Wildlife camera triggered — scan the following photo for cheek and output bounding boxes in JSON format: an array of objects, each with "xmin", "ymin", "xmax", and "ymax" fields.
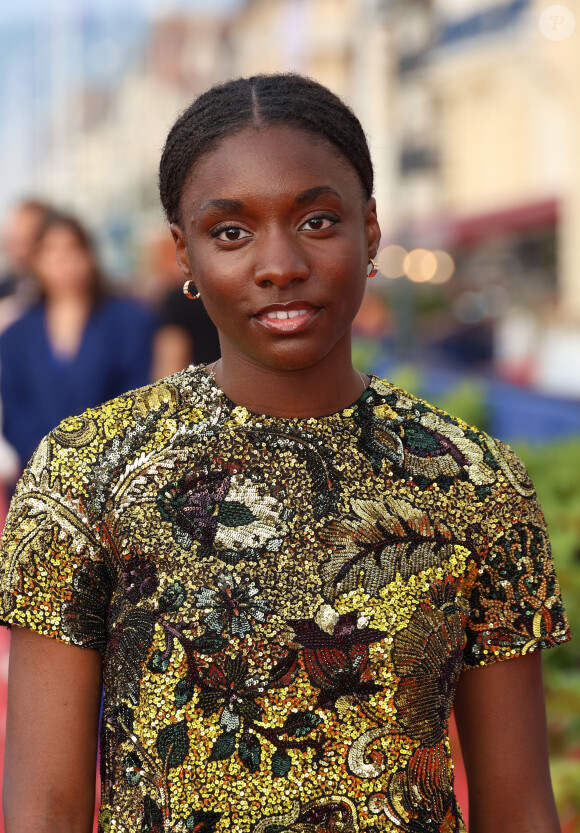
[
  {"xmin": 35, "ymin": 253, "xmax": 60, "ymax": 282},
  {"xmin": 190, "ymin": 277, "xmax": 241, "ymax": 333},
  {"xmin": 327, "ymin": 232, "xmax": 367, "ymax": 277},
  {"xmin": 70, "ymin": 253, "xmax": 93, "ymax": 280},
  {"xmin": 332, "ymin": 252, "xmax": 368, "ymax": 307},
  {"xmin": 60, "ymin": 253, "xmax": 90, "ymax": 280},
  {"xmin": 191, "ymin": 252, "xmax": 250, "ymax": 304}
]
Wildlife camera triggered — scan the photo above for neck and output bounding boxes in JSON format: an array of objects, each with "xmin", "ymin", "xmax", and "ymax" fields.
[
  {"xmin": 210, "ymin": 344, "xmax": 367, "ymax": 418},
  {"xmin": 44, "ymin": 294, "xmax": 92, "ymax": 357},
  {"xmin": 45, "ymin": 290, "xmax": 92, "ymax": 309}
]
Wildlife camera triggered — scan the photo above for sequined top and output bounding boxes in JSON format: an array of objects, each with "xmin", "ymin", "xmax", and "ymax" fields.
[{"xmin": 0, "ymin": 367, "xmax": 571, "ymax": 833}]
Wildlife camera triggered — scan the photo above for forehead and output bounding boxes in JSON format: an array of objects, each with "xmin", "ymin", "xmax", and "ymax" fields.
[
  {"xmin": 179, "ymin": 125, "xmax": 362, "ymax": 216},
  {"xmin": 38, "ymin": 225, "xmax": 83, "ymax": 248},
  {"xmin": 5, "ymin": 207, "xmax": 41, "ymax": 238}
]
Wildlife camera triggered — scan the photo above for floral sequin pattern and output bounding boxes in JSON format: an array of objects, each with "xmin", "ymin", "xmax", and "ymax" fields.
[
  {"xmin": 288, "ymin": 606, "xmax": 389, "ymax": 711},
  {"xmin": 0, "ymin": 366, "xmax": 570, "ymax": 833},
  {"xmin": 320, "ymin": 496, "xmax": 460, "ymax": 601},
  {"xmin": 158, "ymin": 466, "xmax": 289, "ymax": 564},
  {"xmin": 253, "ymin": 795, "xmax": 359, "ymax": 833},
  {"xmin": 464, "ymin": 520, "xmax": 569, "ymax": 664},
  {"xmin": 392, "ymin": 579, "xmax": 469, "ymax": 744},
  {"xmin": 194, "ymin": 571, "xmax": 270, "ymax": 638}
]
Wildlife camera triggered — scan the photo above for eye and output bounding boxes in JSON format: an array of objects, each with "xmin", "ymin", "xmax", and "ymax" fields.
[
  {"xmin": 210, "ymin": 225, "xmax": 252, "ymax": 242},
  {"xmin": 299, "ymin": 213, "xmax": 339, "ymax": 232}
]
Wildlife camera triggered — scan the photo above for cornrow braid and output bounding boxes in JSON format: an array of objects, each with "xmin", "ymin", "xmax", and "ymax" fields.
[{"xmin": 159, "ymin": 73, "xmax": 374, "ymax": 225}]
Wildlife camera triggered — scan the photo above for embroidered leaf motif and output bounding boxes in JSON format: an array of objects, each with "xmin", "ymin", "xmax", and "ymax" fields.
[
  {"xmin": 122, "ymin": 752, "xmax": 142, "ymax": 785},
  {"xmin": 282, "ymin": 710, "xmax": 322, "ymax": 737},
  {"xmin": 156, "ymin": 720, "xmax": 189, "ymax": 769},
  {"xmin": 174, "ymin": 678, "xmax": 194, "ymax": 707},
  {"xmin": 190, "ymin": 633, "xmax": 228, "ymax": 654},
  {"xmin": 405, "ymin": 423, "xmax": 441, "ymax": 453},
  {"xmin": 216, "ymin": 501, "xmax": 257, "ymax": 527},
  {"xmin": 271, "ymin": 749, "xmax": 291, "ymax": 778},
  {"xmin": 197, "ymin": 691, "xmax": 222, "ymax": 717},
  {"xmin": 209, "ymin": 731, "xmax": 236, "ymax": 761},
  {"xmin": 141, "ymin": 795, "xmax": 164, "ymax": 833},
  {"xmin": 158, "ymin": 581, "xmax": 186, "ymax": 613},
  {"xmin": 353, "ymin": 393, "xmax": 404, "ymax": 474},
  {"xmin": 236, "ymin": 698, "xmax": 263, "ymax": 722},
  {"xmin": 320, "ymin": 496, "xmax": 457, "ymax": 600},
  {"xmin": 61, "ymin": 556, "xmax": 114, "ymax": 652},
  {"xmin": 268, "ymin": 651, "xmax": 298, "ymax": 688},
  {"xmin": 148, "ymin": 650, "xmax": 169, "ymax": 674},
  {"xmin": 238, "ymin": 733, "xmax": 261, "ymax": 773},
  {"xmin": 246, "ymin": 428, "xmax": 341, "ymax": 519},
  {"xmin": 113, "ymin": 609, "xmax": 156, "ymax": 706}
]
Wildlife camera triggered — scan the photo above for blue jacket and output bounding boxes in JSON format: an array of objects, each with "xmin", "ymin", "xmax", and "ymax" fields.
[{"xmin": 0, "ymin": 296, "xmax": 156, "ymax": 466}]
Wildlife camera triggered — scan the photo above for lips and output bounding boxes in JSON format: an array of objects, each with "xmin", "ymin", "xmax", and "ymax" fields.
[{"xmin": 253, "ymin": 301, "xmax": 320, "ymax": 334}]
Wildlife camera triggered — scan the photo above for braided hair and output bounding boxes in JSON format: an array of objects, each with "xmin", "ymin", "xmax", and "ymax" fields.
[{"xmin": 159, "ymin": 73, "xmax": 374, "ymax": 225}]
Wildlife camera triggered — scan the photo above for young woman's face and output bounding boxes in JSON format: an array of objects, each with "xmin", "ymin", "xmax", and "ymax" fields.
[
  {"xmin": 33, "ymin": 225, "xmax": 95, "ymax": 298},
  {"xmin": 172, "ymin": 125, "xmax": 380, "ymax": 373}
]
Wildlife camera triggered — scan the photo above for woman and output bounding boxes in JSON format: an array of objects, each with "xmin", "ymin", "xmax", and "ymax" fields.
[
  {"xmin": 0, "ymin": 211, "xmax": 155, "ymax": 467},
  {"xmin": 0, "ymin": 75, "xmax": 571, "ymax": 833}
]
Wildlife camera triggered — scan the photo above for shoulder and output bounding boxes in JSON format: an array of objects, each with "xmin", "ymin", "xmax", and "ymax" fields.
[
  {"xmin": 55, "ymin": 369, "xmax": 192, "ymax": 437},
  {"xmin": 0, "ymin": 304, "xmax": 42, "ymax": 343},
  {"xmin": 18, "ymin": 371, "xmax": 194, "ymax": 493},
  {"xmin": 97, "ymin": 294, "xmax": 156, "ymax": 327},
  {"xmin": 368, "ymin": 376, "xmax": 535, "ymax": 500}
]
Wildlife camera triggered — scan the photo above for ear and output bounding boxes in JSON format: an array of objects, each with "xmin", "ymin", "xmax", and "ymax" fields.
[
  {"xmin": 364, "ymin": 197, "xmax": 381, "ymax": 259},
  {"xmin": 170, "ymin": 223, "xmax": 192, "ymax": 277}
]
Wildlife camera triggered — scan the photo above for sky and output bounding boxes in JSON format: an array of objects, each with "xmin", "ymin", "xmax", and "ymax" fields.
[{"xmin": 0, "ymin": 0, "xmax": 241, "ymax": 25}]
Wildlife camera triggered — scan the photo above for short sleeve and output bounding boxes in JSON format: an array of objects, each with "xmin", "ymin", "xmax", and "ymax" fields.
[
  {"xmin": 0, "ymin": 425, "xmax": 114, "ymax": 652},
  {"xmin": 463, "ymin": 440, "xmax": 571, "ymax": 668}
]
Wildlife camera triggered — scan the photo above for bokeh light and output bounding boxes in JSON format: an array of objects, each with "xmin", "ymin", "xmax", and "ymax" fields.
[
  {"xmin": 404, "ymin": 248, "xmax": 438, "ymax": 283},
  {"xmin": 431, "ymin": 250, "xmax": 455, "ymax": 284},
  {"xmin": 377, "ymin": 244, "xmax": 407, "ymax": 278}
]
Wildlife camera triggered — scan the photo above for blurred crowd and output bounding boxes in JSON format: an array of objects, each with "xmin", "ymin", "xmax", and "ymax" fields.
[{"xmin": 0, "ymin": 198, "xmax": 221, "ymax": 507}]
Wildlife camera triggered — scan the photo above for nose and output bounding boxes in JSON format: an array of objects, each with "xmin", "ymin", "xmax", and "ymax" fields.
[{"xmin": 253, "ymin": 228, "xmax": 309, "ymax": 289}]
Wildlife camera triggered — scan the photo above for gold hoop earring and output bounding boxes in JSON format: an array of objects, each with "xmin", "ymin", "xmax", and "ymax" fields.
[
  {"xmin": 183, "ymin": 280, "xmax": 201, "ymax": 300},
  {"xmin": 367, "ymin": 258, "xmax": 379, "ymax": 279}
]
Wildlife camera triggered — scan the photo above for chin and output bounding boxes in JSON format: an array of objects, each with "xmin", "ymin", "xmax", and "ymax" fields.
[
  {"xmin": 259, "ymin": 351, "xmax": 337, "ymax": 375},
  {"xmin": 223, "ymin": 328, "xmax": 348, "ymax": 374}
]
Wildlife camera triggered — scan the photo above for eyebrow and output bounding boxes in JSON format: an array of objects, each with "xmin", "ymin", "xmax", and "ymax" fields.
[
  {"xmin": 295, "ymin": 186, "xmax": 341, "ymax": 204},
  {"xmin": 198, "ymin": 186, "xmax": 341, "ymax": 216},
  {"xmin": 199, "ymin": 198, "xmax": 245, "ymax": 214}
]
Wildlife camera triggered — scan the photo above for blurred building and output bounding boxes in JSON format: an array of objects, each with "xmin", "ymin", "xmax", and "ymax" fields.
[
  {"xmin": 11, "ymin": 0, "xmax": 580, "ymax": 394},
  {"xmin": 379, "ymin": 0, "xmax": 580, "ymax": 393}
]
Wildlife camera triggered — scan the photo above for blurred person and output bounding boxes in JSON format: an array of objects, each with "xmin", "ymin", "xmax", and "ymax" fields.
[
  {"xmin": 0, "ymin": 210, "xmax": 155, "ymax": 469},
  {"xmin": 353, "ymin": 287, "xmax": 392, "ymax": 340},
  {"xmin": 352, "ymin": 287, "xmax": 393, "ymax": 371},
  {"xmin": 151, "ymin": 234, "xmax": 220, "ymax": 378},
  {"xmin": 0, "ymin": 201, "xmax": 54, "ymax": 498},
  {"xmin": 0, "ymin": 199, "xmax": 54, "ymax": 334}
]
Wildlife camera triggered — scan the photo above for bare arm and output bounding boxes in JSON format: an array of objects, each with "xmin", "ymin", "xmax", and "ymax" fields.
[
  {"xmin": 3, "ymin": 626, "xmax": 103, "ymax": 833},
  {"xmin": 454, "ymin": 651, "xmax": 560, "ymax": 833}
]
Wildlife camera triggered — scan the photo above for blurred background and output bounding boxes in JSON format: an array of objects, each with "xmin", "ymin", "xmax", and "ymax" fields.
[{"xmin": 0, "ymin": 0, "xmax": 579, "ymax": 829}]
